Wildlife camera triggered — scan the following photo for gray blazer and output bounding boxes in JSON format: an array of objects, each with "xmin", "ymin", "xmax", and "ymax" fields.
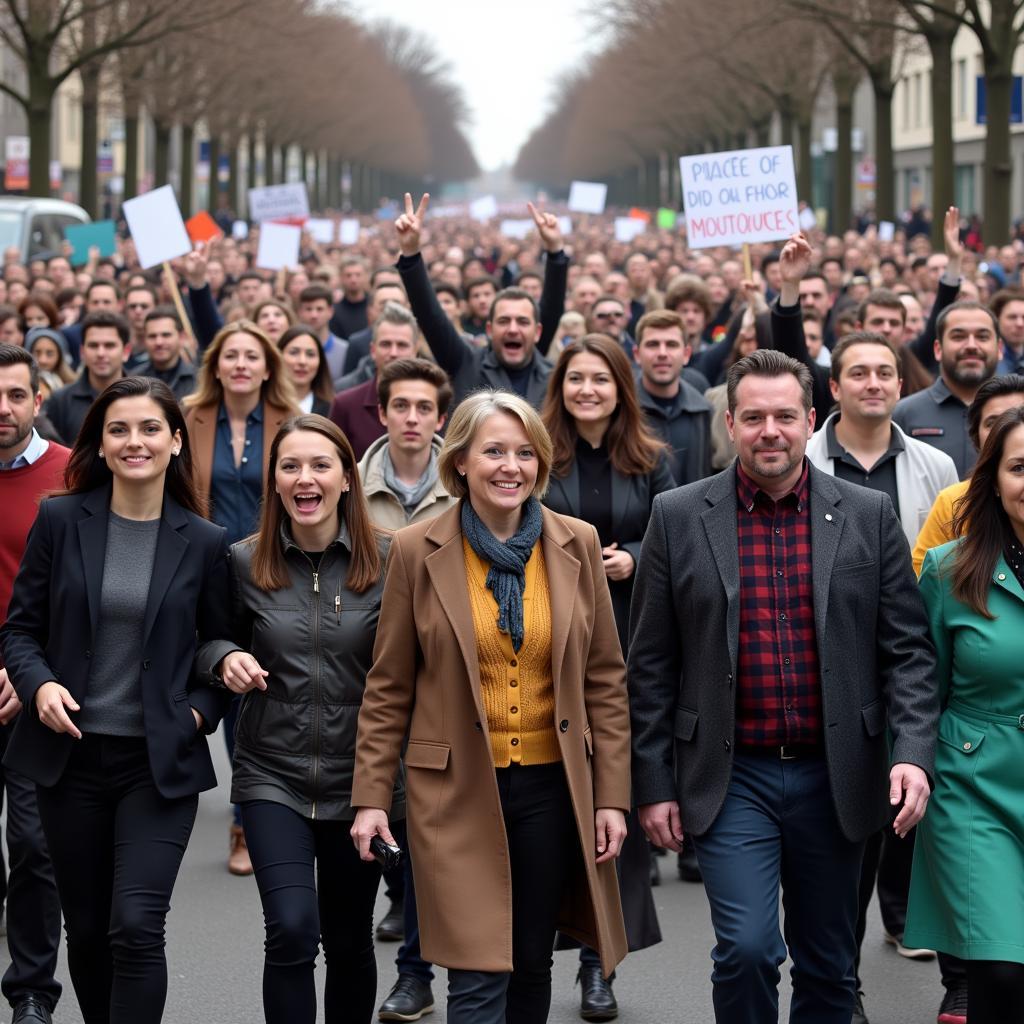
[{"xmin": 627, "ymin": 462, "xmax": 939, "ymax": 843}]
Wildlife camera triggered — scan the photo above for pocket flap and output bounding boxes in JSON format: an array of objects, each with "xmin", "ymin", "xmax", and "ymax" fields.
[
  {"xmin": 404, "ymin": 740, "xmax": 450, "ymax": 771},
  {"xmin": 937, "ymin": 714, "xmax": 986, "ymax": 756},
  {"xmin": 674, "ymin": 706, "xmax": 699, "ymax": 742},
  {"xmin": 172, "ymin": 690, "xmax": 189, "ymax": 702},
  {"xmin": 583, "ymin": 727, "xmax": 593, "ymax": 756},
  {"xmin": 861, "ymin": 699, "xmax": 885, "ymax": 737}
]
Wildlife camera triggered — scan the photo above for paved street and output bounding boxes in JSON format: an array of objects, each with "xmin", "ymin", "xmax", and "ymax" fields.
[{"xmin": 1, "ymin": 733, "xmax": 944, "ymax": 1023}]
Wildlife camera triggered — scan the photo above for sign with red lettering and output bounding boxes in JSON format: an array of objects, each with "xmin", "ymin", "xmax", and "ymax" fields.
[{"xmin": 679, "ymin": 145, "xmax": 799, "ymax": 249}]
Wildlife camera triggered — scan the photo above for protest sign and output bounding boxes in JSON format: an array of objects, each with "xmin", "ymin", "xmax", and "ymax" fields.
[
  {"xmin": 656, "ymin": 208, "xmax": 678, "ymax": 230},
  {"xmin": 305, "ymin": 218, "xmax": 335, "ymax": 244},
  {"xmin": 123, "ymin": 185, "xmax": 191, "ymax": 269},
  {"xmin": 186, "ymin": 210, "xmax": 223, "ymax": 245},
  {"xmin": 799, "ymin": 207, "xmax": 818, "ymax": 232},
  {"xmin": 500, "ymin": 219, "xmax": 534, "ymax": 240},
  {"xmin": 878, "ymin": 220, "xmax": 896, "ymax": 242},
  {"xmin": 568, "ymin": 181, "xmax": 607, "ymax": 215},
  {"xmin": 339, "ymin": 218, "xmax": 360, "ymax": 245},
  {"xmin": 232, "ymin": 220, "xmax": 249, "ymax": 240},
  {"xmin": 614, "ymin": 217, "xmax": 647, "ymax": 243},
  {"xmin": 4, "ymin": 137, "xmax": 28, "ymax": 191},
  {"xmin": 628, "ymin": 207, "xmax": 651, "ymax": 223},
  {"xmin": 64, "ymin": 220, "xmax": 117, "ymax": 265},
  {"xmin": 557, "ymin": 215, "xmax": 573, "ymax": 236},
  {"xmin": 247, "ymin": 182, "xmax": 310, "ymax": 223},
  {"xmin": 679, "ymin": 146, "xmax": 798, "ymax": 249},
  {"xmin": 256, "ymin": 221, "xmax": 301, "ymax": 271},
  {"xmin": 470, "ymin": 195, "xmax": 499, "ymax": 221}
]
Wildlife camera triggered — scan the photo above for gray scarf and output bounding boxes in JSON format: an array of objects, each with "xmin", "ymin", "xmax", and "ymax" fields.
[
  {"xmin": 461, "ymin": 496, "xmax": 543, "ymax": 652},
  {"xmin": 382, "ymin": 447, "xmax": 438, "ymax": 516}
]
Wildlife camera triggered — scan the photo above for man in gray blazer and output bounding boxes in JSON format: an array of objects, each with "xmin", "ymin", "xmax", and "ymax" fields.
[{"xmin": 628, "ymin": 349, "xmax": 938, "ymax": 1024}]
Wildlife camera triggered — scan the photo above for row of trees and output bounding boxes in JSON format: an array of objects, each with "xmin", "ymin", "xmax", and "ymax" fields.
[
  {"xmin": 1, "ymin": 0, "xmax": 479, "ymax": 213},
  {"xmin": 514, "ymin": 0, "xmax": 1024, "ymax": 245}
]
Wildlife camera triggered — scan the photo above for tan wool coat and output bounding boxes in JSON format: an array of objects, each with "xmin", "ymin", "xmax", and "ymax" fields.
[{"xmin": 351, "ymin": 503, "xmax": 631, "ymax": 976}]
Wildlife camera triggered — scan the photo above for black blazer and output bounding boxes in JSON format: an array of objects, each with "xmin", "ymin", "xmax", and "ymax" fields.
[
  {"xmin": 543, "ymin": 451, "xmax": 676, "ymax": 652},
  {"xmin": 627, "ymin": 464, "xmax": 939, "ymax": 843},
  {"xmin": 0, "ymin": 487, "xmax": 233, "ymax": 798}
]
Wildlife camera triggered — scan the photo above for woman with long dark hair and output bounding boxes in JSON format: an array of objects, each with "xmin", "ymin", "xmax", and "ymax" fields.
[
  {"xmin": 277, "ymin": 326, "xmax": 334, "ymax": 416},
  {"xmin": 906, "ymin": 405, "xmax": 1024, "ymax": 1024},
  {"xmin": 198, "ymin": 414, "xmax": 396, "ymax": 1024},
  {"xmin": 0, "ymin": 377, "xmax": 232, "ymax": 1024}
]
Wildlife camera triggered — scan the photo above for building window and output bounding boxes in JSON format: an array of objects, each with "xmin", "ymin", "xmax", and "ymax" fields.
[
  {"xmin": 902, "ymin": 77, "xmax": 910, "ymax": 130},
  {"xmin": 913, "ymin": 73, "xmax": 922, "ymax": 128},
  {"xmin": 955, "ymin": 165, "xmax": 976, "ymax": 217},
  {"xmin": 956, "ymin": 59, "xmax": 967, "ymax": 119}
]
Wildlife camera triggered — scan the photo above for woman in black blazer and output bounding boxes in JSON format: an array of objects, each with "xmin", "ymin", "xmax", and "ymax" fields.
[
  {"xmin": 540, "ymin": 333, "xmax": 674, "ymax": 1018},
  {"xmin": 0, "ymin": 376, "xmax": 232, "ymax": 1024},
  {"xmin": 278, "ymin": 326, "xmax": 334, "ymax": 417}
]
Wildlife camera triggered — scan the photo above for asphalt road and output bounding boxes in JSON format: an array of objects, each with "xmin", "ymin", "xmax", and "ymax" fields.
[{"xmin": 1, "ymin": 733, "xmax": 944, "ymax": 1023}]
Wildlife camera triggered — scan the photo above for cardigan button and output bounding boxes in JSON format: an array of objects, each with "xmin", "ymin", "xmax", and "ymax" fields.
[
  {"xmin": 474, "ymin": 721, "xmax": 482, "ymax": 731},
  {"xmin": 559, "ymin": 720, "xmax": 569, "ymax": 732}
]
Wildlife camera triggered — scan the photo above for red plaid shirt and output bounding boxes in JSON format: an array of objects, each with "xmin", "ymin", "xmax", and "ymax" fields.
[{"xmin": 734, "ymin": 461, "xmax": 823, "ymax": 747}]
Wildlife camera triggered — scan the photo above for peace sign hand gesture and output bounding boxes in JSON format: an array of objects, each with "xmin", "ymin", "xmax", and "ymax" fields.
[
  {"xmin": 396, "ymin": 193, "xmax": 430, "ymax": 258},
  {"xmin": 527, "ymin": 201, "xmax": 563, "ymax": 254}
]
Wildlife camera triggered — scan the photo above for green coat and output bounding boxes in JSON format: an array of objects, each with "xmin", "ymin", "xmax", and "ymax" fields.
[{"xmin": 905, "ymin": 540, "xmax": 1024, "ymax": 963}]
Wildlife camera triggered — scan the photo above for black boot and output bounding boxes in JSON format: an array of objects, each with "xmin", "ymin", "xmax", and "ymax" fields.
[
  {"xmin": 375, "ymin": 897, "xmax": 404, "ymax": 941},
  {"xmin": 577, "ymin": 965, "xmax": 618, "ymax": 1022}
]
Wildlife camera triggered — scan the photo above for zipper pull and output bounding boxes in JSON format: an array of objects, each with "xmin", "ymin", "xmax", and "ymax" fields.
[
  {"xmin": 312, "ymin": 571, "xmax": 319, "ymax": 594},
  {"xmin": 335, "ymin": 595, "xmax": 340, "ymax": 622}
]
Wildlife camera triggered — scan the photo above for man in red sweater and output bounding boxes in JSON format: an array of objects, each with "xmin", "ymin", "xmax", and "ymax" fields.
[{"xmin": 0, "ymin": 344, "xmax": 69, "ymax": 1024}]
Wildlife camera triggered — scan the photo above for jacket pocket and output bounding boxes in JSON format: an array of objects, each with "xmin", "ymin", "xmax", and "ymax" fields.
[
  {"xmin": 937, "ymin": 714, "xmax": 986, "ymax": 756},
  {"xmin": 583, "ymin": 726, "xmax": 593, "ymax": 757},
  {"xmin": 404, "ymin": 740, "xmax": 450, "ymax": 771},
  {"xmin": 861, "ymin": 699, "xmax": 885, "ymax": 737},
  {"xmin": 674, "ymin": 706, "xmax": 698, "ymax": 742}
]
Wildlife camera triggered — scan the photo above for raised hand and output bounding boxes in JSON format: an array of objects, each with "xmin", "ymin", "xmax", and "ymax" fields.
[
  {"xmin": 778, "ymin": 233, "xmax": 813, "ymax": 285},
  {"xmin": 183, "ymin": 243, "xmax": 209, "ymax": 290},
  {"xmin": 943, "ymin": 206, "xmax": 963, "ymax": 262},
  {"xmin": 396, "ymin": 192, "xmax": 430, "ymax": 258},
  {"xmin": 527, "ymin": 201, "xmax": 563, "ymax": 253}
]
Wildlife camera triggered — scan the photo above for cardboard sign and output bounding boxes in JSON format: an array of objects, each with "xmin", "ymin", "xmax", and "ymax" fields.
[
  {"xmin": 679, "ymin": 146, "xmax": 799, "ymax": 249},
  {"xmin": 64, "ymin": 220, "xmax": 117, "ymax": 265},
  {"xmin": 247, "ymin": 182, "xmax": 310, "ymax": 223},
  {"xmin": 231, "ymin": 220, "xmax": 249, "ymax": 240},
  {"xmin": 305, "ymin": 218, "xmax": 335, "ymax": 244},
  {"xmin": 799, "ymin": 207, "xmax": 818, "ymax": 232},
  {"xmin": 557, "ymin": 215, "xmax": 573, "ymax": 236},
  {"xmin": 339, "ymin": 218, "xmax": 360, "ymax": 245},
  {"xmin": 568, "ymin": 181, "xmax": 607, "ymax": 215},
  {"xmin": 185, "ymin": 210, "xmax": 224, "ymax": 245},
  {"xmin": 469, "ymin": 195, "xmax": 499, "ymax": 221},
  {"xmin": 500, "ymin": 219, "xmax": 534, "ymax": 240},
  {"xmin": 878, "ymin": 220, "xmax": 896, "ymax": 242},
  {"xmin": 256, "ymin": 221, "xmax": 301, "ymax": 271},
  {"xmin": 614, "ymin": 217, "xmax": 647, "ymax": 243},
  {"xmin": 123, "ymin": 185, "xmax": 191, "ymax": 269}
]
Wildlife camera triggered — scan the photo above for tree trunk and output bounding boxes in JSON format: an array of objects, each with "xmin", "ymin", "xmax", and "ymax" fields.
[
  {"xmin": 180, "ymin": 123, "xmax": 194, "ymax": 215},
  {"xmin": 870, "ymin": 68, "xmax": 896, "ymax": 222},
  {"xmin": 246, "ymin": 132, "xmax": 257, "ymax": 201},
  {"xmin": 279, "ymin": 143, "xmax": 289, "ymax": 182},
  {"xmin": 928, "ymin": 28, "xmax": 956, "ymax": 248},
  {"xmin": 154, "ymin": 118, "xmax": 172, "ymax": 188},
  {"xmin": 778, "ymin": 95, "xmax": 795, "ymax": 150},
  {"xmin": 124, "ymin": 98, "xmax": 140, "ymax": 201},
  {"xmin": 26, "ymin": 49, "xmax": 55, "ymax": 196},
  {"xmin": 978, "ymin": 1, "xmax": 1016, "ymax": 243},
  {"xmin": 227, "ymin": 140, "xmax": 239, "ymax": 218},
  {"xmin": 796, "ymin": 111, "xmax": 813, "ymax": 204},
  {"xmin": 79, "ymin": 60, "xmax": 101, "ymax": 217},
  {"xmin": 207, "ymin": 134, "xmax": 221, "ymax": 213},
  {"xmin": 833, "ymin": 72, "xmax": 858, "ymax": 234}
]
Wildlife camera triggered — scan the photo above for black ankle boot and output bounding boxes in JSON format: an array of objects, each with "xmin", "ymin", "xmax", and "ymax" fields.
[{"xmin": 577, "ymin": 965, "xmax": 618, "ymax": 1021}]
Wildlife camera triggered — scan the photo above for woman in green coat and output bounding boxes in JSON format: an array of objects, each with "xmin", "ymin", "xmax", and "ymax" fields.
[{"xmin": 906, "ymin": 405, "xmax": 1024, "ymax": 1024}]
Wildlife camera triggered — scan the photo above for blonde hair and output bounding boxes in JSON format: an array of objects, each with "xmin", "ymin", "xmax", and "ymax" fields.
[
  {"xmin": 438, "ymin": 390, "xmax": 553, "ymax": 499},
  {"xmin": 184, "ymin": 319, "xmax": 298, "ymax": 411}
]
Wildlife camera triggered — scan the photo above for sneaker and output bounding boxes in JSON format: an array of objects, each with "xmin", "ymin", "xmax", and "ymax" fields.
[
  {"xmin": 937, "ymin": 982, "xmax": 968, "ymax": 1024},
  {"xmin": 375, "ymin": 898, "xmax": 404, "ymax": 942},
  {"xmin": 852, "ymin": 990, "xmax": 869, "ymax": 1024},
  {"xmin": 228, "ymin": 824, "xmax": 253, "ymax": 876},
  {"xmin": 883, "ymin": 928, "xmax": 936, "ymax": 960},
  {"xmin": 378, "ymin": 975, "xmax": 434, "ymax": 1021}
]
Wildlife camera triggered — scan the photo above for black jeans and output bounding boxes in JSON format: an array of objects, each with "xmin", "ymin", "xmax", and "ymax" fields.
[
  {"xmin": 967, "ymin": 960, "xmax": 1024, "ymax": 1023},
  {"xmin": 35, "ymin": 735, "xmax": 198, "ymax": 1024},
  {"xmin": 447, "ymin": 762, "xmax": 579, "ymax": 1024},
  {"xmin": 0, "ymin": 724, "xmax": 62, "ymax": 1011},
  {"xmin": 241, "ymin": 800, "xmax": 383, "ymax": 1024}
]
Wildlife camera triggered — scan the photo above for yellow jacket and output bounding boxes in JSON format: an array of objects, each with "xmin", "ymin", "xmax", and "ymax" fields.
[{"xmin": 912, "ymin": 480, "xmax": 969, "ymax": 577}]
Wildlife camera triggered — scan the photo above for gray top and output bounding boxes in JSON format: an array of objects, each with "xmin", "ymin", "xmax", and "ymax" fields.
[
  {"xmin": 892, "ymin": 377, "xmax": 974, "ymax": 480},
  {"xmin": 78, "ymin": 512, "xmax": 160, "ymax": 737}
]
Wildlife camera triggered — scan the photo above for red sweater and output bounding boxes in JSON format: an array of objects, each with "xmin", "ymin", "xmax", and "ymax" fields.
[{"xmin": 0, "ymin": 443, "xmax": 70, "ymax": 631}]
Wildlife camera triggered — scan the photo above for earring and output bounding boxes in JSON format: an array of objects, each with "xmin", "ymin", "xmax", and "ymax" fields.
[
  {"xmin": 172, "ymin": 448, "xmax": 180, "ymax": 456},
  {"xmin": 98, "ymin": 449, "xmax": 104, "ymax": 458}
]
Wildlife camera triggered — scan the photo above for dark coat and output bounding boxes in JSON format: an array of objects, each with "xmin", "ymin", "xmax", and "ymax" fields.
[
  {"xmin": 327, "ymin": 377, "xmax": 384, "ymax": 460},
  {"xmin": 637, "ymin": 380, "xmax": 712, "ymax": 485},
  {"xmin": 0, "ymin": 488, "xmax": 233, "ymax": 798},
  {"xmin": 628, "ymin": 464, "xmax": 940, "ymax": 843},
  {"xmin": 41, "ymin": 374, "xmax": 100, "ymax": 446}
]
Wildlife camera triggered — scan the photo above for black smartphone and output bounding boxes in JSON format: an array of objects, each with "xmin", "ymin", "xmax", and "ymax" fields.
[{"xmin": 370, "ymin": 834, "xmax": 402, "ymax": 872}]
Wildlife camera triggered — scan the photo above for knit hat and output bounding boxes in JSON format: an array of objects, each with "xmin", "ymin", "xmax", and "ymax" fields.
[{"xmin": 24, "ymin": 326, "xmax": 69, "ymax": 358}]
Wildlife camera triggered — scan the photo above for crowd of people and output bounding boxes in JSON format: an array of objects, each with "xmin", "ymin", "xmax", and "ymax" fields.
[{"xmin": 0, "ymin": 191, "xmax": 1021, "ymax": 1024}]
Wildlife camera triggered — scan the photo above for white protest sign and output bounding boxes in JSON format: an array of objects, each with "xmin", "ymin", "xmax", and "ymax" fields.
[
  {"xmin": 256, "ymin": 222, "xmax": 301, "ymax": 271},
  {"xmin": 247, "ymin": 182, "xmax": 310, "ymax": 223},
  {"xmin": 339, "ymin": 218, "xmax": 360, "ymax": 245},
  {"xmin": 878, "ymin": 220, "xmax": 896, "ymax": 242},
  {"xmin": 799, "ymin": 207, "xmax": 818, "ymax": 231},
  {"xmin": 614, "ymin": 217, "xmax": 647, "ymax": 243},
  {"xmin": 679, "ymin": 146, "xmax": 799, "ymax": 250},
  {"xmin": 470, "ymin": 195, "xmax": 499, "ymax": 221},
  {"xmin": 500, "ymin": 219, "xmax": 534, "ymax": 240},
  {"xmin": 122, "ymin": 185, "xmax": 191, "ymax": 269},
  {"xmin": 306, "ymin": 218, "xmax": 335, "ymax": 244},
  {"xmin": 232, "ymin": 220, "xmax": 249, "ymax": 240},
  {"xmin": 568, "ymin": 181, "xmax": 607, "ymax": 215},
  {"xmin": 557, "ymin": 215, "xmax": 573, "ymax": 236}
]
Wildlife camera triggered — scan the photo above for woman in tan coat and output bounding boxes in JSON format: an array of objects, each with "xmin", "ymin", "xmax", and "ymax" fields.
[{"xmin": 351, "ymin": 390, "xmax": 631, "ymax": 1024}]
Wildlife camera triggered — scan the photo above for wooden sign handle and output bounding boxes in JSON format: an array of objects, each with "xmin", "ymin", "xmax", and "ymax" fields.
[{"xmin": 162, "ymin": 261, "xmax": 198, "ymax": 355}]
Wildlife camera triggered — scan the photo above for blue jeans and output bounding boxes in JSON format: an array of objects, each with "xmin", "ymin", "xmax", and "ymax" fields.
[
  {"xmin": 395, "ymin": 852, "xmax": 434, "ymax": 984},
  {"xmin": 691, "ymin": 753, "xmax": 864, "ymax": 1024}
]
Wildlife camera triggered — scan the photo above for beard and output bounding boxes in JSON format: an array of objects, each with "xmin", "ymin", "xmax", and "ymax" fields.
[{"xmin": 0, "ymin": 419, "xmax": 32, "ymax": 453}]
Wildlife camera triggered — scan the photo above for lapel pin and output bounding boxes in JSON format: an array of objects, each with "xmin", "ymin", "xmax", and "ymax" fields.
[{"xmin": 825, "ymin": 513, "xmax": 833, "ymax": 522}]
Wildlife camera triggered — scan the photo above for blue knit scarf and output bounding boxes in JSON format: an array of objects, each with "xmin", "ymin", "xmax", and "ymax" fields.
[{"xmin": 461, "ymin": 496, "xmax": 543, "ymax": 652}]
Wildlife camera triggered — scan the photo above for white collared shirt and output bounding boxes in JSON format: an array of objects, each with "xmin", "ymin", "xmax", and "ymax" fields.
[{"xmin": 0, "ymin": 428, "xmax": 49, "ymax": 471}]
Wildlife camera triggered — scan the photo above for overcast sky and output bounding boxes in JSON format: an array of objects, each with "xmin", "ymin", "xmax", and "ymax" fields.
[{"xmin": 353, "ymin": 0, "xmax": 598, "ymax": 173}]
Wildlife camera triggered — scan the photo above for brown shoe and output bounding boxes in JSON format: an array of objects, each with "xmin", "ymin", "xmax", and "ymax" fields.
[{"xmin": 228, "ymin": 824, "xmax": 253, "ymax": 876}]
